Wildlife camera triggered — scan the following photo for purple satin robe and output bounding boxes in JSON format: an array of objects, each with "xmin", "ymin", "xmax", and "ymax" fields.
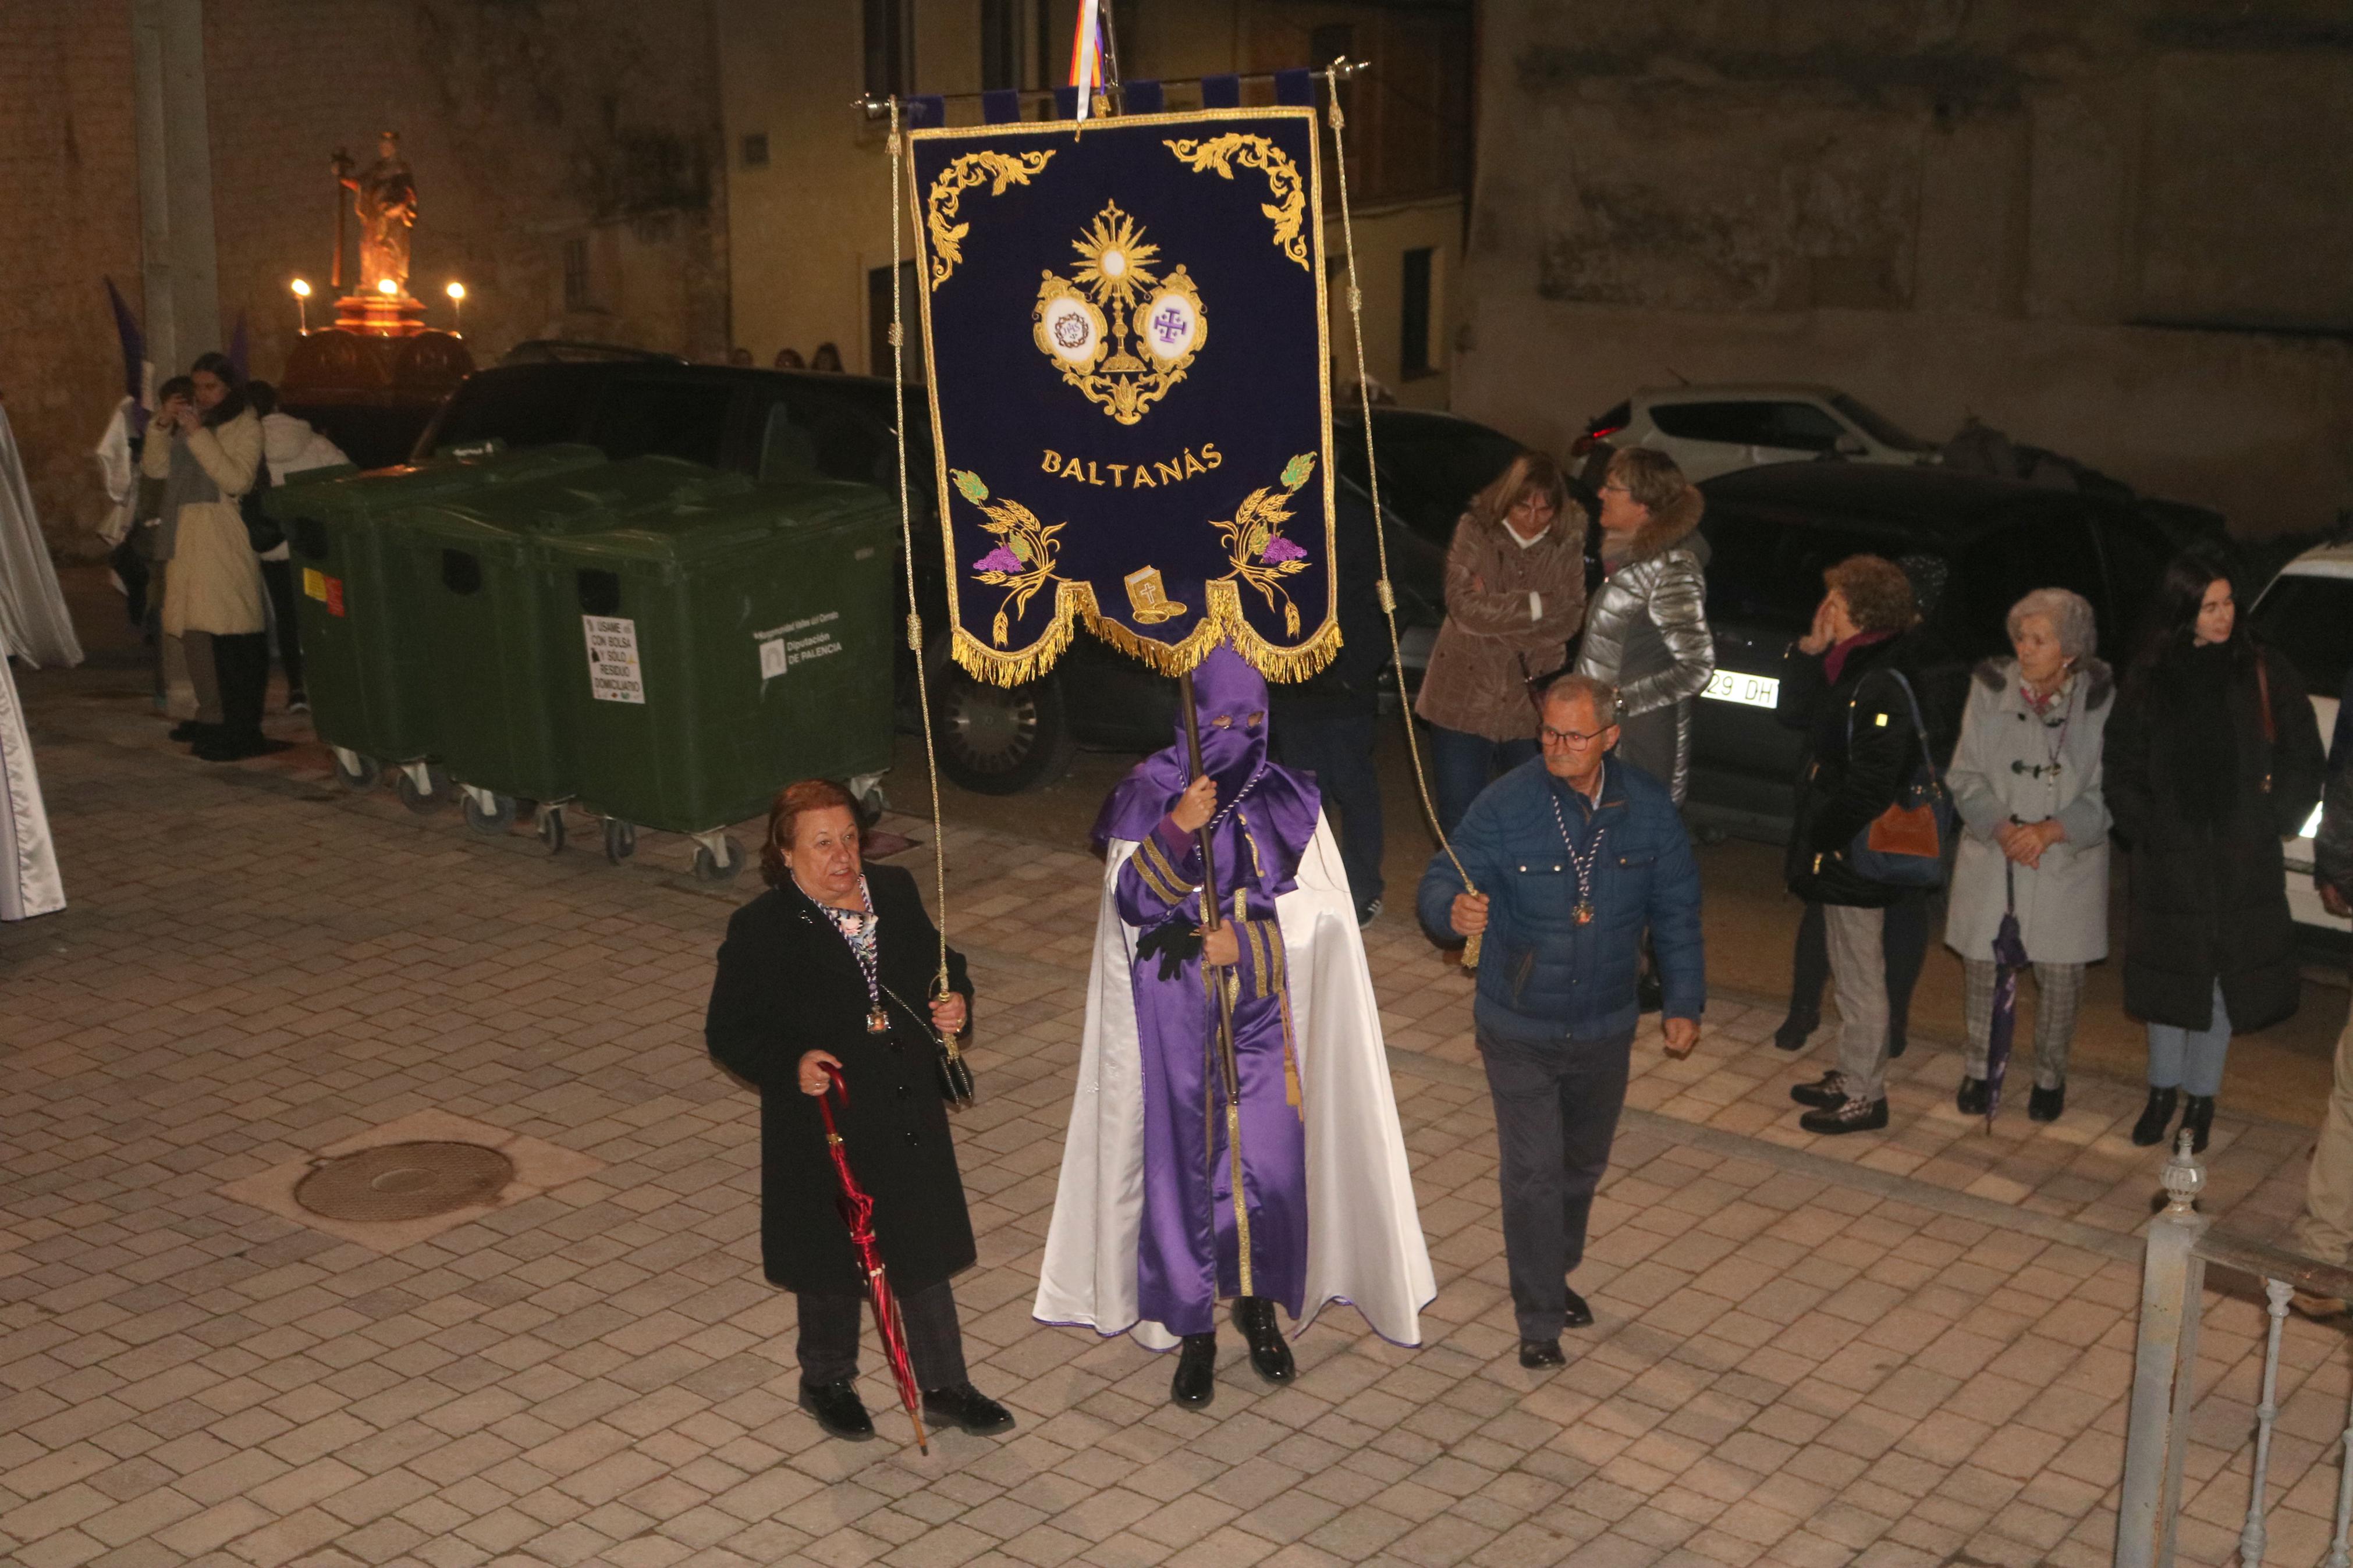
[{"xmin": 1096, "ymin": 649, "xmax": 1322, "ymax": 1334}]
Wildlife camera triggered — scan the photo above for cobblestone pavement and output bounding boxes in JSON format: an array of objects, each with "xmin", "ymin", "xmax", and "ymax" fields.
[{"xmin": 5, "ymin": 678, "xmax": 2351, "ymax": 1568}]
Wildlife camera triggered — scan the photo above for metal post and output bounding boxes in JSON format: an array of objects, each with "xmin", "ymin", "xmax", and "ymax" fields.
[
  {"xmin": 2118, "ymin": 1131, "xmax": 2210, "ymax": 1568},
  {"xmin": 2239, "ymin": 1278, "xmax": 2292, "ymax": 1565}
]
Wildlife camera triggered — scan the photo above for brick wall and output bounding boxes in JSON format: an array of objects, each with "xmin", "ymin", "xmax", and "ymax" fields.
[{"xmin": 4, "ymin": 0, "xmax": 727, "ymax": 560}]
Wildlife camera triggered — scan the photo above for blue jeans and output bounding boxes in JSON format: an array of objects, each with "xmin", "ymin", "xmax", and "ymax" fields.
[
  {"xmin": 1430, "ymin": 724, "xmax": 1539, "ymax": 837},
  {"xmin": 2147, "ymin": 980, "xmax": 2234, "ymax": 1097},
  {"xmin": 1272, "ymin": 707, "xmax": 1383, "ymax": 909}
]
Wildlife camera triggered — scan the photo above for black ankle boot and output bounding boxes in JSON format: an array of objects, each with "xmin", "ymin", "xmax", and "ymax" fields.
[
  {"xmin": 1773, "ymin": 1012, "xmax": 1819, "ymax": 1052},
  {"xmin": 1170, "ymin": 1332, "xmax": 1216, "ymax": 1408},
  {"xmin": 1956, "ymin": 1076, "xmax": 1988, "ymax": 1115},
  {"xmin": 2028, "ymin": 1083, "xmax": 2065, "ymax": 1123},
  {"xmin": 2182, "ymin": 1095, "xmax": 2216, "ymax": 1154},
  {"xmin": 2131, "ymin": 1087, "xmax": 2179, "ymax": 1147},
  {"xmin": 1231, "ymin": 1297, "xmax": 1296, "ymax": 1385}
]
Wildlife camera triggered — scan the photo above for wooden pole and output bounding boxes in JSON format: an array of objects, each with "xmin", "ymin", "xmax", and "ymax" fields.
[{"xmin": 1177, "ymin": 669, "xmax": 1252, "ymax": 1299}]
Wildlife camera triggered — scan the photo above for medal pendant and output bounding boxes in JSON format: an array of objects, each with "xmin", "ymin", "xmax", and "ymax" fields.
[
  {"xmin": 1573, "ymin": 902, "xmax": 1595, "ymax": 926},
  {"xmin": 866, "ymin": 1007, "xmax": 890, "ymax": 1035}
]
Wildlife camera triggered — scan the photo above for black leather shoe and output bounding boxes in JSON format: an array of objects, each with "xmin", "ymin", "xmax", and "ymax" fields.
[
  {"xmin": 1518, "ymin": 1339, "xmax": 1564, "ymax": 1369},
  {"xmin": 1232, "ymin": 1297, "xmax": 1296, "ymax": 1385},
  {"xmin": 2131, "ymin": 1087, "xmax": 2179, "ymax": 1147},
  {"xmin": 1956, "ymin": 1076, "xmax": 1989, "ymax": 1115},
  {"xmin": 2183, "ymin": 1094, "xmax": 2216, "ymax": 1154},
  {"xmin": 1799, "ymin": 1096, "xmax": 1889, "ymax": 1135},
  {"xmin": 797, "ymin": 1378, "xmax": 874, "ymax": 1441},
  {"xmin": 2028, "ymin": 1083, "xmax": 2065, "ymax": 1123},
  {"xmin": 1562, "ymin": 1287, "xmax": 1593, "ymax": 1329},
  {"xmin": 1171, "ymin": 1332, "xmax": 1217, "ymax": 1408},
  {"xmin": 1790, "ymin": 1070, "xmax": 1848, "ymax": 1109},
  {"xmin": 168, "ymin": 720, "xmax": 217, "ymax": 744},
  {"xmin": 194, "ymin": 731, "xmax": 289, "ymax": 762},
  {"xmin": 921, "ymin": 1382, "xmax": 1015, "ymax": 1435},
  {"xmin": 1772, "ymin": 1012, "xmax": 1818, "ymax": 1051}
]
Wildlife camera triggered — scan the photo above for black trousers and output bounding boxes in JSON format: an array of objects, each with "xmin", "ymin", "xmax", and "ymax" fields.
[
  {"xmin": 796, "ymin": 1277, "xmax": 967, "ymax": 1389},
  {"xmin": 1270, "ymin": 704, "xmax": 1384, "ymax": 908},
  {"xmin": 211, "ymin": 631, "xmax": 272, "ymax": 743},
  {"xmin": 258, "ymin": 557, "xmax": 306, "ymax": 696},
  {"xmin": 1478, "ymin": 1022, "xmax": 1635, "ymax": 1342},
  {"xmin": 1788, "ymin": 894, "xmax": 1929, "ymax": 1054}
]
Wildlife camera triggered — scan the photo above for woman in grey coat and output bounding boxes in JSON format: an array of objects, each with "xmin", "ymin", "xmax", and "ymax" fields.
[
  {"xmin": 1945, "ymin": 589, "xmax": 2112, "ymax": 1122},
  {"xmin": 1573, "ymin": 447, "xmax": 1713, "ymax": 802}
]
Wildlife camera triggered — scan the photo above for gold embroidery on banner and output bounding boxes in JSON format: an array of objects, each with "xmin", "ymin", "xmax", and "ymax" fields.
[
  {"xmin": 1212, "ymin": 454, "xmax": 1318, "ymax": 639},
  {"xmin": 1162, "ymin": 133, "xmax": 1309, "ymax": 271},
  {"xmin": 1033, "ymin": 202, "xmax": 1208, "ymax": 425},
  {"xmin": 952, "ymin": 469, "xmax": 1066, "ymax": 649},
  {"xmin": 924, "ymin": 150, "xmax": 1055, "ymax": 287},
  {"xmin": 1124, "ymin": 566, "xmax": 1187, "ymax": 624}
]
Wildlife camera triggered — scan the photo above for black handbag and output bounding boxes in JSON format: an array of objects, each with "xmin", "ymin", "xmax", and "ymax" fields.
[
  {"xmin": 882, "ymin": 980, "xmax": 974, "ymax": 1107},
  {"xmin": 239, "ymin": 464, "xmax": 283, "ymax": 553}
]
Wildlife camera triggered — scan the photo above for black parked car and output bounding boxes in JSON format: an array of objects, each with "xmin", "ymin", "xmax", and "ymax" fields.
[
  {"xmin": 1686, "ymin": 461, "xmax": 2223, "ymax": 841},
  {"xmin": 414, "ymin": 360, "xmax": 1529, "ymax": 793}
]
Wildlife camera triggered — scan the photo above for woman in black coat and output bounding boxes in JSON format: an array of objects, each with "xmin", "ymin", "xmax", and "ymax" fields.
[
  {"xmin": 2107, "ymin": 553, "xmax": 2323, "ymax": 1153},
  {"xmin": 705, "ymin": 779, "xmax": 1013, "ymax": 1443}
]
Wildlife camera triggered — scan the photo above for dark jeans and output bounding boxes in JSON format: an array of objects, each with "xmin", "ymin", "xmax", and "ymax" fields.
[
  {"xmin": 1787, "ymin": 895, "xmax": 1929, "ymax": 1055},
  {"xmin": 796, "ymin": 1277, "xmax": 967, "ymax": 1390},
  {"xmin": 211, "ymin": 631, "xmax": 273, "ymax": 744},
  {"xmin": 111, "ymin": 538, "xmax": 151, "ymax": 627},
  {"xmin": 1271, "ymin": 705, "xmax": 1383, "ymax": 908},
  {"xmin": 1477, "ymin": 1021, "xmax": 1635, "ymax": 1342},
  {"xmin": 1430, "ymin": 724, "xmax": 1539, "ymax": 837},
  {"xmin": 258, "ymin": 557, "xmax": 306, "ymax": 697}
]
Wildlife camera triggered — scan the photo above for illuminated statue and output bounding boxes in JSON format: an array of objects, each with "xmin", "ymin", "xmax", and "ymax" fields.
[{"xmin": 341, "ymin": 131, "xmax": 417, "ymax": 297}]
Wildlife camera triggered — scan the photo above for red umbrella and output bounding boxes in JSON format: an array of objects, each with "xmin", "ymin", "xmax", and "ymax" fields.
[{"xmin": 815, "ymin": 1062, "xmax": 928, "ymax": 1453}]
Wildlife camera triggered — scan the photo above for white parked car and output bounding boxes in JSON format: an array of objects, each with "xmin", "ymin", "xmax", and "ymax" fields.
[
  {"xmin": 1573, "ymin": 383, "xmax": 1941, "ymax": 484},
  {"xmin": 2248, "ymin": 539, "xmax": 2353, "ymax": 935}
]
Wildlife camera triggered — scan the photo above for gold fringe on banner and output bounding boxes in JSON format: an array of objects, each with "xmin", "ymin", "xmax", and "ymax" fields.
[{"xmin": 949, "ymin": 576, "xmax": 1341, "ymax": 688}]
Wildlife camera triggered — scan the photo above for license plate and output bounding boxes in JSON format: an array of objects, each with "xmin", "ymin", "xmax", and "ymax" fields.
[{"xmin": 1703, "ymin": 670, "xmax": 1780, "ymax": 709}]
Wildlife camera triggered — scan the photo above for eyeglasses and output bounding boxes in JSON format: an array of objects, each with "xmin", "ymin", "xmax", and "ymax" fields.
[
  {"xmin": 1540, "ymin": 724, "xmax": 1613, "ymax": 746},
  {"xmin": 1601, "ymin": 481, "xmax": 1632, "ymax": 496}
]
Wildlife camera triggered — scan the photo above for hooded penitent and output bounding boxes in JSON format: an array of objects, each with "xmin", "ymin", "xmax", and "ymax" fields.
[{"xmin": 1042, "ymin": 645, "xmax": 1435, "ymax": 1348}]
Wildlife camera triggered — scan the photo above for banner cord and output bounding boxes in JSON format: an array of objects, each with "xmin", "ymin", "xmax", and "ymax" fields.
[
  {"xmin": 1323, "ymin": 63, "xmax": 1482, "ymax": 970},
  {"xmin": 886, "ymin": 99, "xmax": 958, "ymax": 1007}
]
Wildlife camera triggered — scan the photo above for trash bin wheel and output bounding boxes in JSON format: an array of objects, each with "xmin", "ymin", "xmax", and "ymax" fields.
[
  {"xmin": 395, "ymin": 765, "xmax": 453, "ymax": 814},
  {"xmin": 603, "ymin": 819, "xmax": 636, "ymax": 864},
  {"xmin": 692, "ymin": 836, "xmax": 746, "ymax": 884},
  {"xmin": 537, "ymin": 806, "xmax": 566, "ymax": 855},
  {"xmin": 851, "ymin": 781, "xmax": 888, "ymax": 827},
  {"xmin": 333, "ymin": 752, "xmax": 382, "ymax": 792},
  {"xmin": 463, "ymin": 793, "xmax": 517, "ymax": 837}
]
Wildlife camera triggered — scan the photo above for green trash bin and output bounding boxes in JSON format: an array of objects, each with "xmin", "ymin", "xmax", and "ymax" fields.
[
  {"xmin": 264, "ymin": 443, "xmax": 606, "ymax": 798},
  {"xmin": 396, "ymin": 458, "xmax": 754, "ymax": 843},
  {"xmin": 541, "ymin": 480, "xmax": 898, "ymax": 879}
]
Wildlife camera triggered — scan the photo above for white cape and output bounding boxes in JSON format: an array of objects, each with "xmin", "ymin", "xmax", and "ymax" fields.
[
  {"xmin": 1034, "ymin": 813, "xmax": 1434, "ymax": 1350},
  {"xmin": 0, "ymin": 406, "xmax": 83, "ymax": 670},
  {"xmin": 0, "ymin": 649, "xmax": 63, "ymax": 920}
]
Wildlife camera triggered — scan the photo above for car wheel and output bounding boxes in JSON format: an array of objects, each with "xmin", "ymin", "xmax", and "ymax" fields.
[{"xmin": 934, "ymin": 662, "xmax": 1077, "ymax": 795}]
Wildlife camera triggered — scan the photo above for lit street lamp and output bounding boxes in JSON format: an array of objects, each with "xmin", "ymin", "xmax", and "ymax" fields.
[
  {"xmin": 446, "ymin": 280, "xmax": 466, "ymax": 335},
  {"xmin": 290, "ymin": 278, "xmax": 312, "ymax": 334}
]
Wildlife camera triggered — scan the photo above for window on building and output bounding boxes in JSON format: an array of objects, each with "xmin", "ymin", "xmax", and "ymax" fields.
[
  {"xmin": 1400, "ymin": 246, "xmax": 1435, "ymax": 379},
  {"xmin": 868, "ymin": 260, "xmax": 922, "ymax": 383},
  {"xmin": 562, "ymin": 238, "xmax": 591, "ymax": 311},
  {"xmin": 981, "ymin": 0, "xmax": 1019, "ymax": 91},
  {"xmin": 863, "ymin": 0, "xmax": 913, "ymax": 98},
  {"xmin": 740, "ymin": 132, "xmax": 769, "ymax": 169}
]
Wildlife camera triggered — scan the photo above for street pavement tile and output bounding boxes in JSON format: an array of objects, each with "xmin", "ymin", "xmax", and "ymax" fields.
[{"xmin": 6, "ymin": 689, "xmax": 2353, "ymax": 1566}]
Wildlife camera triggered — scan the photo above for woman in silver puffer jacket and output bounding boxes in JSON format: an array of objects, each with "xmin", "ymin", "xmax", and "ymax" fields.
[{"xmin": 1573, "ymin": 447, "xmax": 1713, "ymax": 802}]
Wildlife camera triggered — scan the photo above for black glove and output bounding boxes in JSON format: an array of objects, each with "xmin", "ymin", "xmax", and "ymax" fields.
[{"xmin": 1135, "ymin": 915, "xmax": 1204, "ymax": 982}]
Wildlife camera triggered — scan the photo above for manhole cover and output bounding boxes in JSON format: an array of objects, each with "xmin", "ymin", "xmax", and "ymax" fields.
[{"xmin": 296, "ymin": 1142, "xmax": 514, "ymax": 1222}]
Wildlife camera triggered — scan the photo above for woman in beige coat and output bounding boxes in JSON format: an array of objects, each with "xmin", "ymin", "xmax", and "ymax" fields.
[
  {"xmin": 1414, "ymin": 453, "xmax": 1587, "ymax": 832},
  {"xmin": 141, "ymin": 354, "xmax": 275, "ymax": 760}
]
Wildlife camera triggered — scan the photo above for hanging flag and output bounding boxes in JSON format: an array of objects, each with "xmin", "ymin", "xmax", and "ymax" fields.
[
  {"xmin": 1067, "ymin": 0, "xmax": 1105, "ymax": 120},
  {"xmin": 907, "ymin": 106, "xmax": 1336, "ymax": 687},
  {"xmin": 103, "ymin": 278, "xmax": 151, "ymax": 420}
]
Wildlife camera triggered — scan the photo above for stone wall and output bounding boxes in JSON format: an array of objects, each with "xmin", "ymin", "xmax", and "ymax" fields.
[
  {"xmin": 1458, "ymin": 1, "xmax": 2353, "ymax": 538},
  {"xmin": 4, "ymin": 0, "xmax": 727, "ymax": 559}
]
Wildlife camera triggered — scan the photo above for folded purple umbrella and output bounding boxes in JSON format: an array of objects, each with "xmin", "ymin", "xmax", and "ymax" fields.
[{"xmin": 1983, "ymin": 867, "xmax": 2029, "ymax": 1129}]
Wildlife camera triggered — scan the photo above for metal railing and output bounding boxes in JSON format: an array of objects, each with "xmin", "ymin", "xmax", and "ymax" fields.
[{"xmin": 2120, "ymin": 1132, "xmax": 2353, "ymax": 1566}]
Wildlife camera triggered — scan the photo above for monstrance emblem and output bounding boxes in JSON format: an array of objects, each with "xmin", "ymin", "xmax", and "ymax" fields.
[{"xmin": 1032, "ymin": 202, "xmax": 1207, "ymax": 425}]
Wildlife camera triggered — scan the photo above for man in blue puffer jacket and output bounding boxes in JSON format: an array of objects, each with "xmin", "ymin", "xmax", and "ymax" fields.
[{"xmin": 1418, "ymin": 673, "xmax": 1705, "ymax": 1370}]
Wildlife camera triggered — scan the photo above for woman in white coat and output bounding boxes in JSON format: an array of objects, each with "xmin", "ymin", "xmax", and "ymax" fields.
[{"xmin": 1946, "ymin": 588, "xmax": 2113, "ymax": 1122}]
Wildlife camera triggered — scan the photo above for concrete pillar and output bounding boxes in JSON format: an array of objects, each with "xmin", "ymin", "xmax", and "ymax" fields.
[{"xmin": 132, "ymin": 0, "xmax": 219, "ymax": 376}]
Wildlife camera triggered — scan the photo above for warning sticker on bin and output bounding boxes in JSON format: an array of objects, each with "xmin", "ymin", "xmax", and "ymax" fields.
[
  {"xmin": 754, "ymin": 612, "xmax": 843, "ymax": 684},
  {"xmin": 303, "ymin": 568, "xmax": 327, "ymax": 602},
  {"xmin": 583, "ymin": 615, "xmax": 645, "ymax": 704}
]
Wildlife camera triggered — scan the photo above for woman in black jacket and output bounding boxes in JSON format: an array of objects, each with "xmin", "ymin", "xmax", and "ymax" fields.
[
  {"xmin": 705, "ymin": 779, "xmax": 1013, "ymax": 1442},
  {"xmin": 1778, "ymin": 556, "xmax": 1942, "ymax": 1136},
  {"xmin": 2107, "ymin": 553, "xmax": 2323, "ymax": 1153}
]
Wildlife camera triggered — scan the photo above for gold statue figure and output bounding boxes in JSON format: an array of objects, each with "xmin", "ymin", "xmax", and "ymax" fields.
[{"xmin": 340, "ymin": 131, "xmax": 417, "ymax": 297}]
